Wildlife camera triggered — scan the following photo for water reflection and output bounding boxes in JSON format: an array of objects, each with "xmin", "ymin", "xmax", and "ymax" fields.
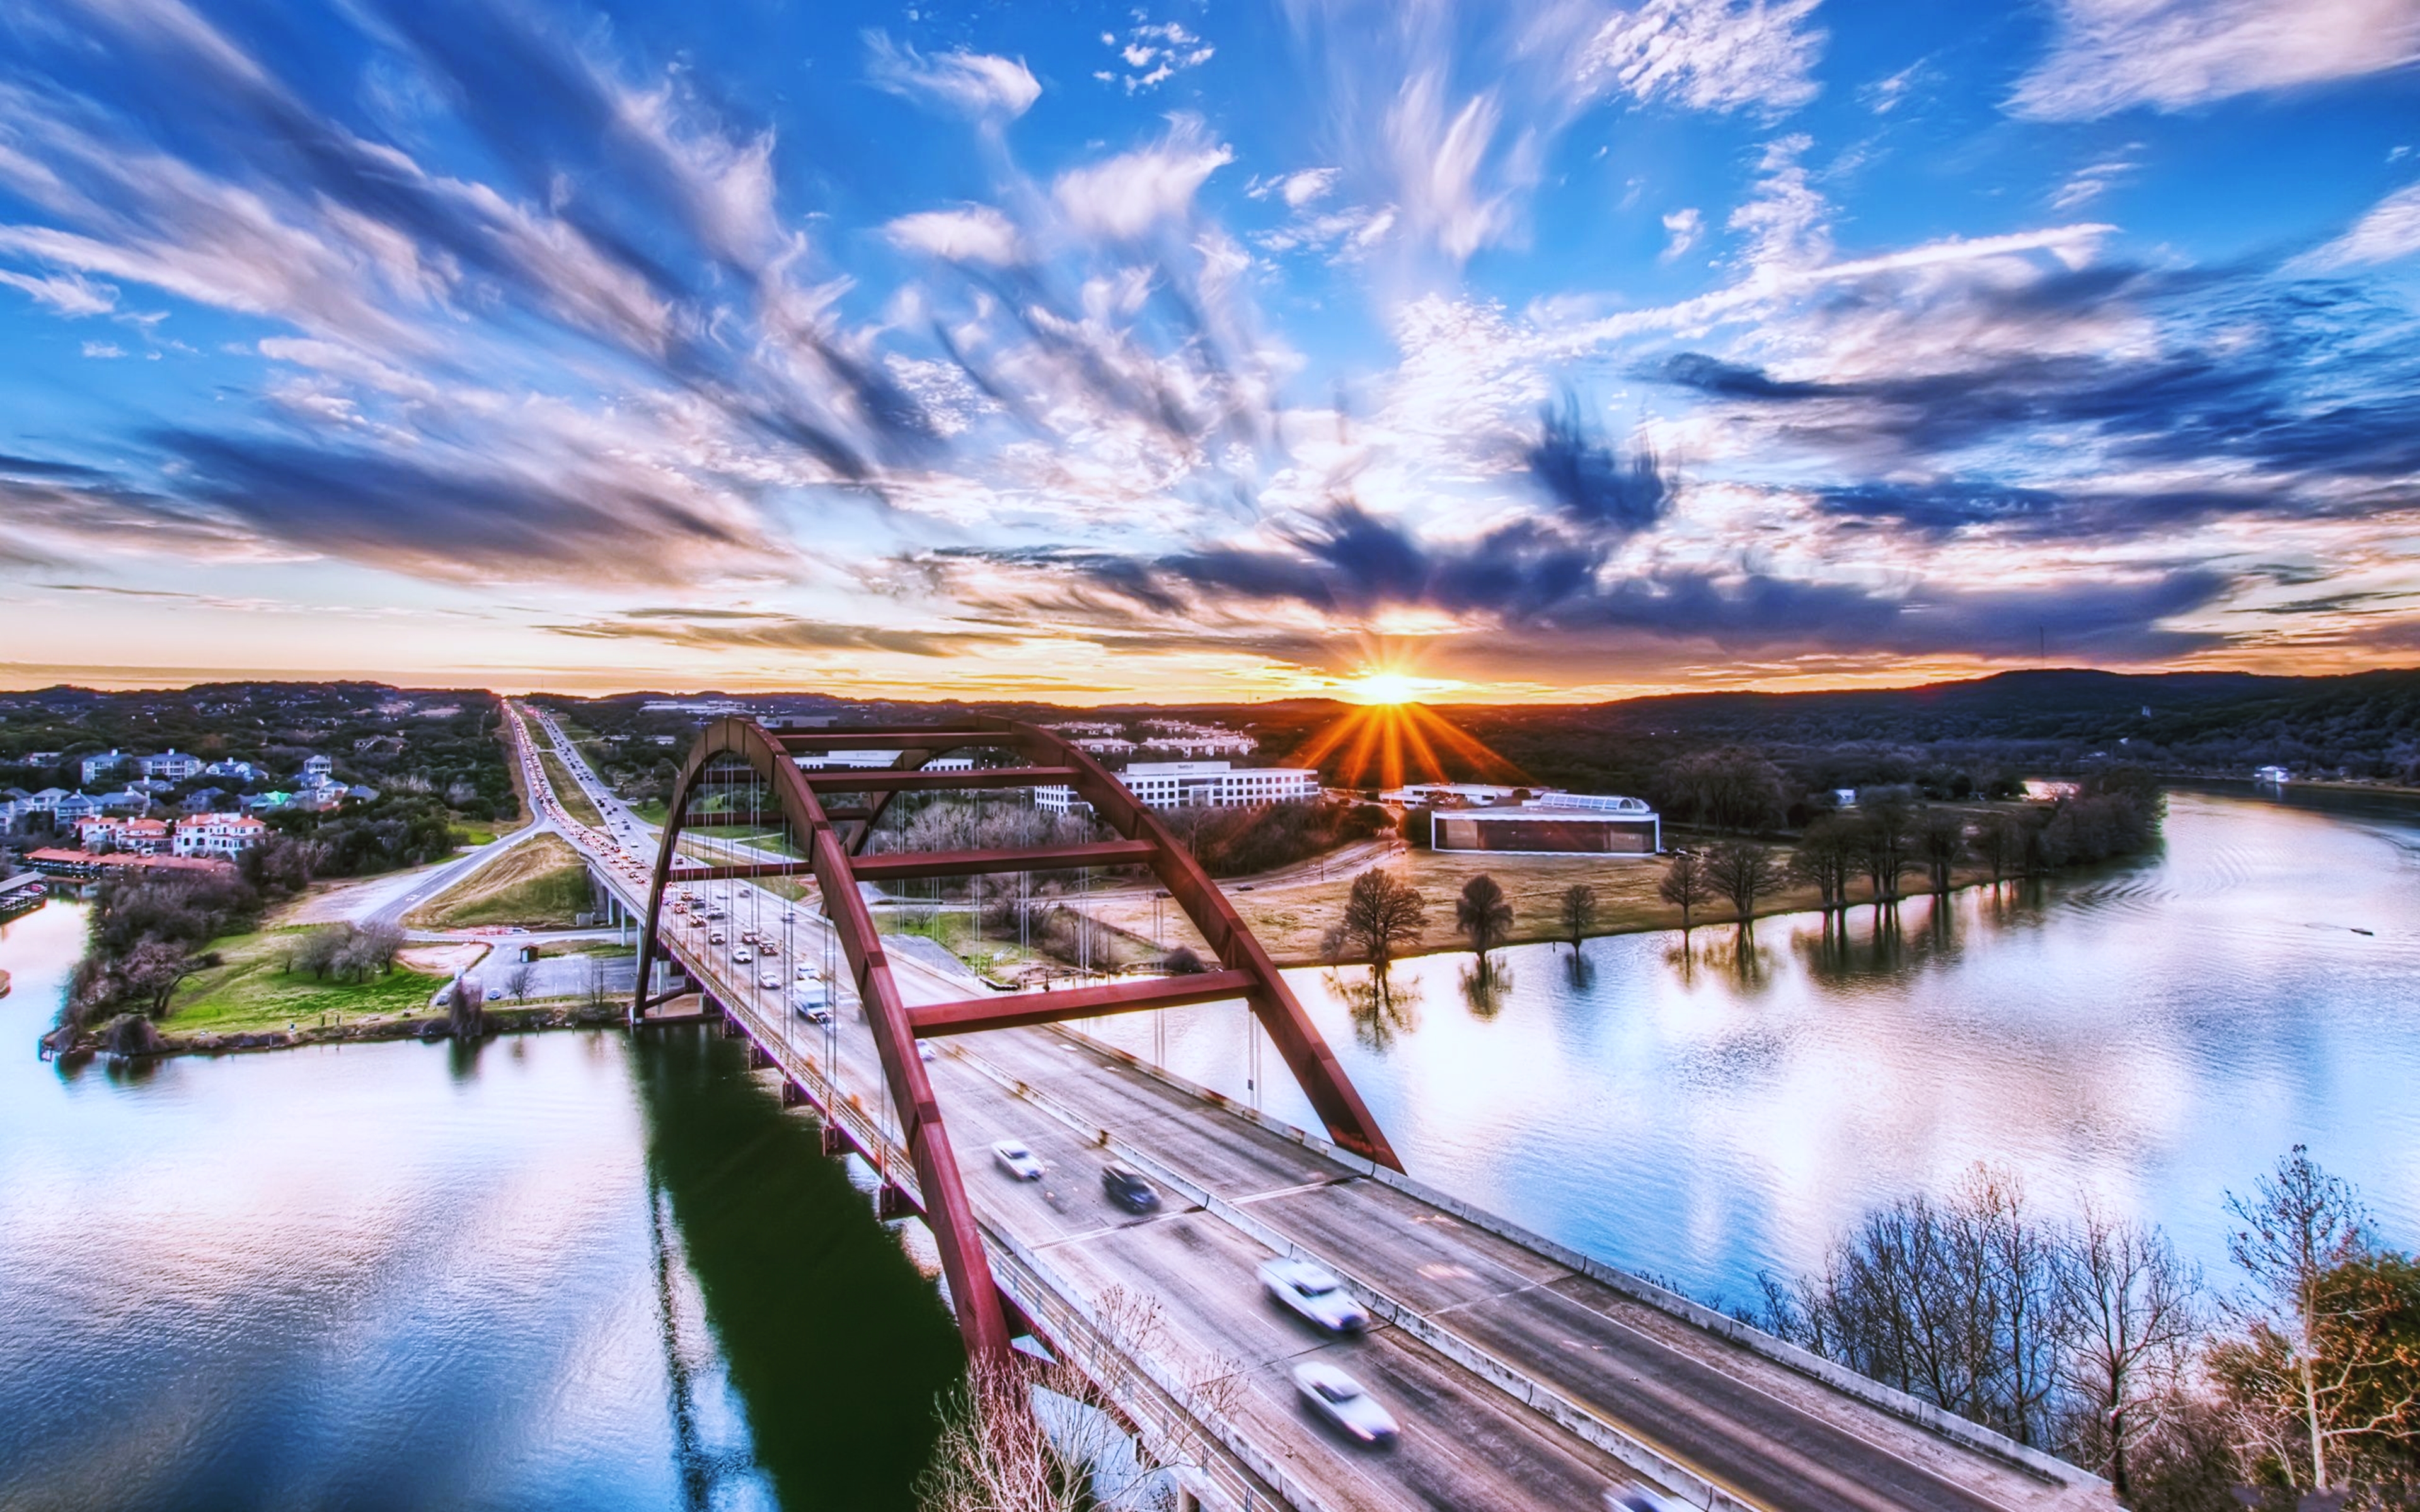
[
  {"xmin": 1332, "ymin": 970, "xmax": 1421, "ymax": 1051},
  {"xmin": 1458, "ymin": 956, "xmax": 1512, "ymax": 1019},
  {"xmin": 1089, "ymin": 792, "xmax": 2420, "ymax": 1308},
  {"xmin": 0, "ymin": 900, "xmax": 959, "ymax": 1512}
]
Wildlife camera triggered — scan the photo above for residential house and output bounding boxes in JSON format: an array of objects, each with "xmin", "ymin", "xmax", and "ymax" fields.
[
  {"xmin": 243, "ymin": 790, "xmax": 295, "ymax": 813},
  {"xmin": 204, "ymin": 759, "xmax": 267, "ymax": 784},
  {"xmin": 294, "ymin": 784, "xmax": 349, "ymax": 812},
  {"xmin": 80, "ymin": 748, "xmax": 127, "ymax": 786},
  {"xmin": 301, "ymin": 753, "xmax": 335, "ymax": 780},
  {"xmin": 25, "ymin": 750, "xmax": 61, "ymax": 765},
  {"xmin": 25, "ymin": 788, "xmax": 69, "ymax": 812},
  {"xmin": 76, "ymin": 814, "xmax": 170, "ymax": 853},
  {"xmin": 97, "ymin": 789, "xmax": 154, "ymax": 815},
  {"xmin": 180, "ymin": 787, "xmax": 228, "ymax": 814},
  {"xmin": 173, "ymin": 812, "xmax": 267, "ymax": 858},
  {"xmin": 139, "ymin": 749, "xmax": 203, "ymax": 781},
  {"xmin": 52, "ymin": 793, "xmax": 100, "ymax": 825},
  {"xmin": 352, "ymin": 735, "xmax": 405, "ymax": 755},
  {"xmin": 74, "ymin": 816, "xmax": 122, "ymax": 851},
  {"xmin": 0, "ymin": 799, "xmax": 28, "ymax": 836}
]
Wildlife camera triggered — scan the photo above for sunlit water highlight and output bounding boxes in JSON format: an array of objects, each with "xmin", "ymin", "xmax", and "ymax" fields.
[{"xmin": 1088, "ymin": 789, "xmax": 2420, "ymax": 1305}]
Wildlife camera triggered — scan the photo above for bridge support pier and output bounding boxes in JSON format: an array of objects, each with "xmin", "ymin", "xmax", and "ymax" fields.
[
  {"xmin": 781, "ymin": 1080, "xmax": 809, "ymax": 1108},
  {"xmin": 875, "ymin": 1184, "xmax": 916, "ymax": 1222},
  {"xmin": 819, "ymin": 1123, "xmax": 850, "ymax": 1157},
  {"xmin": 748, "ymin": 1043, "xmax": 772, "ymax": 1070}
]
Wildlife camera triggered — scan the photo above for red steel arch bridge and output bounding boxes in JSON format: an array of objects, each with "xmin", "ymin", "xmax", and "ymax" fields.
[{"xmin": 503, "ymin": 702, "xmax": 2118, "ymax": 1512}]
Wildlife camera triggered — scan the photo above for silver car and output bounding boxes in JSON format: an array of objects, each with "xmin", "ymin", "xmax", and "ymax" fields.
[
  {"xmin": 1292, "ymin": 1361, "xmax": 1398, "ymax": 1445},
  {"xmin": 1259, "ymin": 1257, "xmax": 1369, "ymax": 1333},
  {"xmin": 991, "ymin": 1140, "xmax": 1045, "ymax": 1181}
]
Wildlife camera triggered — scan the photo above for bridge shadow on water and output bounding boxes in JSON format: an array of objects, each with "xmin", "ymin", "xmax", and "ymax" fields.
[{"xmin": 630, "ymin": 1024, "xmax": 965, "ymax": 1512}]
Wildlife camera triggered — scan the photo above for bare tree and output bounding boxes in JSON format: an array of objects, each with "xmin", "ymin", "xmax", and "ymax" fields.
[
  {"xmin": 1704, "ymin": 840, "xmax": 1787, "ymax": 927},
  {"xmin": 919, "ymin": 1286, "xmax": 1243, "ymax": 1512},
  {"xmin": 1973, "ymin": 812, "xmax": 2028, "ymax": 885},
  {"xmin": 1455, "ymin": 874, "xmax": 1514, "ymax": 968},
  {"xmin": 504, "ymin": 961, "xmax": 534, "ymax": 1002},
  {"xmin": 1856, "ymin": 803, "xmax": 1915, "ymax": 906},
  {"xmin": 2056, "ymin": 1206, "xmax": 2204, "ymax": 1500},
  {"xmin": 1557, "ymin": 883, "xmax": 1596, "ymax": 950},
  {"xmin": 1328, "ymin": 869, "xmax": 1427, "ymax": 978},
  {"xmin": 1915, "ymin": 808, "xmax": 1969, "ymax": 895},
  {"xmin": 1791, "ymin": 818, "xmax": 1858, "ymax": 912},
  {"xmin": 2209, "ymin": 1145, "xmax": 2384, "ymax": 1492},
  {"xmin": 1657, "ymin": 852, "xmax": 1714, "ymax": 934}
]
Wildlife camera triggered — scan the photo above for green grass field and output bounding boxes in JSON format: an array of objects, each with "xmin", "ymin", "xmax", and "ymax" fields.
[
  {"xmin": 406, "ymin": 833, "xmax": 593, "ymax": 929},
  {"xmin": 539, "ymin": 748, "xmax": 605, "ymax": 828},
  {"xmin": 168, "ymin": 928, "xmax": 451, "ymax": 1036}
]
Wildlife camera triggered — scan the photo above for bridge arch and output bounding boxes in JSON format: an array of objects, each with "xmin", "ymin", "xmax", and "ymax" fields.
[{"xmin": 633, "ymin": 715, "xmax": 1399, "ymax": 1361}]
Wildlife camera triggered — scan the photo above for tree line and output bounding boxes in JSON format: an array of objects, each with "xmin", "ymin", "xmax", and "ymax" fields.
[{"xmin": 1756, "ymin": 1148, "xmax": 2417, "ymax": 1508}]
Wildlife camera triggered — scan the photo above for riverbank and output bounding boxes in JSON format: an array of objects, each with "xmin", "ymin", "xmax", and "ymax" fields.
[
  {"xmin": 1078, "ymin": 844, "xmax": 2027, "ymax": 968},
  {"xmin": 42, "ymin": 998, "xmax": 627, "ymax": 1059}
]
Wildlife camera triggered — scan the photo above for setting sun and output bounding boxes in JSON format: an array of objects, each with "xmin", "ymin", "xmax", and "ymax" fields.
[{"xmin": 1346, "ymin": 670, "xmax": 1422, "ymax": 705}]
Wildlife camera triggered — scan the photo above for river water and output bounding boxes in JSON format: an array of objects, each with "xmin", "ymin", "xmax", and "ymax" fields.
[
  {"xmin": 2, "ymin": 787, "xmax": 2414, "ymax": 1508},
  {"xmin": 0, "ymin": 900, "xmax": 962, "ymax": 1512},
  {"xmin": 1090, "ymin": 788, "xmax": 2420, "ymax": 1307}
]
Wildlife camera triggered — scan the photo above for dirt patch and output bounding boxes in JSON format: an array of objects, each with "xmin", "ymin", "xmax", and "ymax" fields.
[{"xmin": 398, "ymin": 941, "xmax": 488, "ymax": 976}]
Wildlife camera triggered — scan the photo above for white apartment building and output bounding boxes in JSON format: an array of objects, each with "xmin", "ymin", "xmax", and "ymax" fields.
[
  {"xmin": 173, "ymin": 813, "xmax": 268, "ymax": 857},
  {"xmin": 1035, "ymin": 760, "xmax": 1320, "ymax": 815},
  {"xmin": 139, "ymin": 749, "xmax": 203, "ymax": 781},
  {"xmin": 792, "ymin": 751, "xmax": 974, "ymax": 772}
]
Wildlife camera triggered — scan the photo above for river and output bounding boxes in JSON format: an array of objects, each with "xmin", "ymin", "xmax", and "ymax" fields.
[
  {"xmin": 2, "ymin": 787, "xmax": 2414, "ymax": 1507},
  {"xmin": 0, "ymin": 900, "xmax": 962, "ymax": 1511},
  {"xmin": 1088, "ymin": 788, "xmax": 2420, "ymax": 1307}
]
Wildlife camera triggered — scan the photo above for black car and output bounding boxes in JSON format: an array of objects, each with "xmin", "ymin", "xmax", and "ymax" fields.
[{"xmin": 1101, "ymin": 1162, "xmax": 1161, "ymax": 1213}]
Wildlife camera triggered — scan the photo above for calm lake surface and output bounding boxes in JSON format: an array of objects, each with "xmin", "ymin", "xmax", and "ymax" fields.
[
  {"xmin": 1090, "ymin": 788, "xmax": 2420, "ymax": 1306},
  {"xmin": 0, "ymin": 900, "xmax": 962, "ymax": 1512},
  {"xmin": 2, "ymin": 786, "xmax": 2414, "ymax": 1508}
]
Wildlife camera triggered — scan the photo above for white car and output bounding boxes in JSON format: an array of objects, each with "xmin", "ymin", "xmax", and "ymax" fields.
[
  {"xmin": 918, "ymin": 1042, "xmax": 937, "ymax": 1063},
  {"xmin": 1605, "ymin": 1486, "xmax": 1678, "ymax": 1512},
  {"xmin": 991, "ymin": 1140, "xmax": 1044, "ymax": 1181},
  {"xmin": 1259, "ymin": 1257, "xmax": 1369, "ymax": 1333},
  {"xmin": 795, "ymin": 964, "xmax": 814, "ymax": 980},
  {"xmin": 731, "ymin": 947, "xmax": 753, "ymax": 964},
  {"xmin": 758, "ymin": 971, "xmax": 781, "ymax": 990},
  {"xmin": 1291, "ymin": 1362, "xmax": 1398, "ymax": 1445}
]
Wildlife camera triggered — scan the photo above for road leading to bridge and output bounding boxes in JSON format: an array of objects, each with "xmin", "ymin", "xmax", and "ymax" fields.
[{"xmin": 510, "ymin": 703, "xmax": 2113, "ymax": 1512}]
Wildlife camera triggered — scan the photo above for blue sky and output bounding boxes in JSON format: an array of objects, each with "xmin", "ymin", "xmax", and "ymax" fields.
[{"xmin": 1, "ymin": 0, "xmax": 2416, "ymax": 702}]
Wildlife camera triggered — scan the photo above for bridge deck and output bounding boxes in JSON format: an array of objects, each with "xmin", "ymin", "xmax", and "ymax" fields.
[{"xmin": 513, "ymin": 704, "xmax": 2111, "ymax": 1512}]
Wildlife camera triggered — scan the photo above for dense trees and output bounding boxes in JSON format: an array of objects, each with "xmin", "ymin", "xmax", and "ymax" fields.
[
  {"xmin": 1328, "ymin": 869, "xmax": 1427, "ymax": 977},
  {"xmin": 1656, "ymin": 748, "xmax": 1788, "ymax": 835}
]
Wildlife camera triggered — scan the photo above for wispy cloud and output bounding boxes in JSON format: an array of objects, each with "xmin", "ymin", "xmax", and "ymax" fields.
[
  {"xmin": 865, "ymin": 33, "xmax": 1040, "ymax": 120},
  {"xmin": 2296, "ymin": 180, "xmax": 2420, "ymax": 270},
  {"xmin": 1096, "ymin": 19, "xmax": 1216, "ymax": 94},
  {"xmin": 1581, "ymin": 0, "xmax": 1826, "ymax": 115},
  {"xmin": 2010, "ymin": 0, "xmax": 2420, "ymax": 120}
]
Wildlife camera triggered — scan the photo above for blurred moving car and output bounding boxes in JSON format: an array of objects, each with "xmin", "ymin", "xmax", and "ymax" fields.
[
  {"xmin": 758, "ymin": 971, "xmax": 781, "ymax": 990},
  {"xmin": 991, "ymin": 1140, "xmax": 1044, "ymax": 1181},
  {"xmin": 1605, "ymin": 1485, "xmax": 1676, "ymax": 1512},
  {"xmin": 1259, "ymin": 1257, "xmax": 1369, "ymax": 1333},
  {"xmin": 1101, "ymin": 1162, "xmax": 1161, "ymax": 1213},
  {"xmin": 1291, "ymin": 1362, "xmax": 1398, "ymax": 1445},
  {"xmin": 732, "ymin": 947, "xmax": 753, "ymax": 963}
]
